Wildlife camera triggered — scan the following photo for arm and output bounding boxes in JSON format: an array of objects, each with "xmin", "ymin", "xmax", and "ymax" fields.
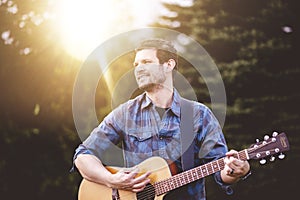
[
  {"xmin": 75, "ymin": 154, "xmax": 151, "ymax": 193},
  {"xmin": 75, "ymin": 154, "xmax": 113, "ymax": 186},
  {"xmin": 197, "ymin": 105, "xmax": 250, "ymax": 189}
]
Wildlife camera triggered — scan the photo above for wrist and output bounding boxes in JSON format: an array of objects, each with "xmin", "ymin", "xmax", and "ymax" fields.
[
  {"xmin": 106, "ymin": 173, "xmax": 116, "ymax": 188},
  {"xmin": 240, "ymin": 170, "xmax": 251, "ymax": 180}
]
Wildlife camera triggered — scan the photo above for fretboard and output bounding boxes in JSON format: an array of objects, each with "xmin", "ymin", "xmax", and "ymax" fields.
[{"xmin": 154, "ymin": 149, "xmax": 248, "ymax": 196}]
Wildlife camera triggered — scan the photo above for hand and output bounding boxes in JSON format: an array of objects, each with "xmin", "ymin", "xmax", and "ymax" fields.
[
  {"xmin": 108, "ymin": 167, "xmax": 151, "ymax": 193},
  {"xmin": 223, "ymin": 150, "xmax": 250, "ymax": 179}
]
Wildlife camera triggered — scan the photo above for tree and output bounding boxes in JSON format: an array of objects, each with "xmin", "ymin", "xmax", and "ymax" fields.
[
  {"xmin": 156, "ymin": 0, "xmax": 299, "ymax": 199},
  {"xmin": 0, "ymin": 1, "xmax": 82, "ymax": 199}
]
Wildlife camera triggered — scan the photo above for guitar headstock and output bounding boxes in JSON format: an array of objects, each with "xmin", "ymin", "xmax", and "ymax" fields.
[{"xmin": 247, "ymin": 132, "xmax": 290, "ymax": 164}]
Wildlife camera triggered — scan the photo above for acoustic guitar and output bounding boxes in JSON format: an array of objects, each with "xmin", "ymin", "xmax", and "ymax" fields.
[{"xmin": 78, "ymin": 132, "xmax": 290, "ymax": 200}]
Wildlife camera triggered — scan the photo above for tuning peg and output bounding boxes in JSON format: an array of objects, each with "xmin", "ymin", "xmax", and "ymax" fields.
[
  {"xmin": 264, "ymin": 135, "xmax": 270, "ymax": 141},
  {"xmin": 278, "ymin": 153, "xmax": 285, "ymax": 159},
  {"xmin": 270, "ymin": 156, "xmax": 275, "ymax": 162},
  {"xmin": 256, "ymin": 138, "xmax": 260, "ymax": 143},
  {"xmin": 272, "ymin": 131, "xmax": 278, "ymax": 137},
  {"xmin": 259, "ymin": 159, "xmax": 266, "ymax": 165}
]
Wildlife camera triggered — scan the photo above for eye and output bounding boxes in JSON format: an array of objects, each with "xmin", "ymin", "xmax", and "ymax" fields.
[
  {"xmin": 133, "ymin": 62, "xmax": 138, "ymax": 68},
  {"xmin": 133, "ymin": 59, "xmax": 153, "ymax": 67},
  {"xmin": 142, "ymin": 60, "xmax": 152, "ymax": 64}
]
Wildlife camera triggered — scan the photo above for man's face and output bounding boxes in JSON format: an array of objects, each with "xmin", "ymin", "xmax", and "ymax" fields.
[{"xmin": 133, "ymin": 49, "xmax": 167, "ymax": 91}]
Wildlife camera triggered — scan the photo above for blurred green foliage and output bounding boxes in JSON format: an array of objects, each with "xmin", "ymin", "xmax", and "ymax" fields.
[
  {"xmin": 0, "ymin": 0, "xmax": 299, "ymax": 199},
  {"xmin": 157, "ymin": 0, "xmax": 299, "ymax": 199}
]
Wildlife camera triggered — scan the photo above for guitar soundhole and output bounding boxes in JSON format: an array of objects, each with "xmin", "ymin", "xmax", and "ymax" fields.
[{"xmin": 137, "ymin": 183, "xmax": 155, "ymax": 200}]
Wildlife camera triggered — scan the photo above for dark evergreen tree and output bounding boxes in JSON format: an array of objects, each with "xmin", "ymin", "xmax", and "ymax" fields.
[{"xmin": 156, "ymin": 0, "xmax": 299, "ymax": 199}]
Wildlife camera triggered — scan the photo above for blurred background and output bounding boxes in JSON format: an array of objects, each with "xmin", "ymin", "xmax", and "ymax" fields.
[{"xmin": 0, "ymin": 0, "xmax": 299, "ymax": 199}]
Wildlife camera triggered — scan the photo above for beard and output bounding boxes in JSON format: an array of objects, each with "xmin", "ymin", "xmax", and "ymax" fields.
[
  {"xmin": 138, "ymin": 82, "xmax": 157, "ymax": 92},
  {"xmin": 136, "ymin": 75, "xmax": 166, "ymax": 92},
  {"xmin": 135, "ymin": 64, "xmax": 167, "ymax": 92}
]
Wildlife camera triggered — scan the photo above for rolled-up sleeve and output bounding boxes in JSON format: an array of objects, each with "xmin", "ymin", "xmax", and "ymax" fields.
[
  {"xmin": 70, "ymin": 144, "xmax": 94, "ymax": 172},
  {"xmin": 70, "ymin": 107, "xmax": 124, "ymax": 172},
  {"xmin": 214, "ymin": 171, "xmax": 234, "ymax": 195},
  {"xmin": 198, "ymin": 105, "xmax": 234, "ymax": 195}
]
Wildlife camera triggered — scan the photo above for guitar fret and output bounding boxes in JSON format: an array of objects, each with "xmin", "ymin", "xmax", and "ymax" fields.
[
  {"xmin": 207, "ymin": 162, "xmax": 213, "ymax": 174},
  {"xmin": 186, "ymin": 170, "xmax": 193, "ymax": 183},
  {"xmin": 239, "ymin": 149, "xmax": 248, "ymax": 160},
  {"xmin": 212, "ymin": 160, "xmax": 219, "ymax": 172},
  {"xmin": 161, "ymin": 180, "xmax": 168, "ymax": 194},
  {"xmin": 219, "ymin": 158, "xmax": 225, "ymax": 169},
  {"xmin": 155, "ymin": 150, "xmax": 248, "ymax": 196},
  {"xmin": 182, "ymin": 173, "xmax": 187, "ymax": 185},
  {"xmin": 201, "ymin": 165, "xmax": 208, "ymax": 176},
  {"xmin": 188, "ymin": 171, "xmax": 194, "ymax": 183},
  {"xmin": 187, "ymin": 171, "xmax": 192, "ymax": 183},
  {"xmin": 197, "ymin": 166, "xmax": 203, "ymax": 178},
  {"xmin": 191, "ymin": 168, "xmax": 198, "ymax": 181},
  {"xmin": 175, "ymin": 176, "xmax": 180, "ymax": 188},
  {"xmin": 216, "ymin": 159, "xmax": 220, "ymax": 169}
]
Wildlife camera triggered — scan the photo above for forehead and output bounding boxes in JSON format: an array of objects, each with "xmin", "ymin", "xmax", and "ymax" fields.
[{"xmin": 134, "ymin": 49, "xmax": 158, "ymax": 62}]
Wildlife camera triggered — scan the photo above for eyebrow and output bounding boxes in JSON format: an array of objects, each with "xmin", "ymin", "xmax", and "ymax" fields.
[{"xmin": 133, "ymin": 59, "xmax": 154, "ymax": 67}]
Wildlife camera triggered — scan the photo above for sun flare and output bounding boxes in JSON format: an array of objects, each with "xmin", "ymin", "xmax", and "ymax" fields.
[
  {"xmin": 57, "ymin": 0, "xmax": 161, "ymax": 60},
  {"xmin": 58, "ymin": 0, "xmax": 121, "ymax": 60}
]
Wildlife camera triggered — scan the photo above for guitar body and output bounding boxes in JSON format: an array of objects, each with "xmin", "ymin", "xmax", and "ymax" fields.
[
  {"xmin": 78, "ymin": 156, "xmax": 172, "ymax": 200},
  {"xmin": 78, "ymin": 178, "xmax": 112, "ymax": 200},
  {"xmin": 78, "ymin": 132, "xmax": 290, "ymax": 200}
]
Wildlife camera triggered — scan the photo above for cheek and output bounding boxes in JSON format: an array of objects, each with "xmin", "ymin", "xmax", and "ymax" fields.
[
  {"xmin": 154, "ymin": 71, "xmax": 166, "ymax": 82},
  {"xmin": 134, "ymin": 68, "xmax": 138, "ymax": 77}
]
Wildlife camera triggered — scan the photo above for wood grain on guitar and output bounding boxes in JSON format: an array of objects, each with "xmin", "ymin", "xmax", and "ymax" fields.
[{"xmin": 78, "ymin": 132, "xmax": 290, "ymax": 200}]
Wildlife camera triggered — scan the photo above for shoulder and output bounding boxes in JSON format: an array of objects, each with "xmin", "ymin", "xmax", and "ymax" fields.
[
  {"xmin": 112, "ymin": 93, "xmax": 146, "ymax": 114},
  {"xmin": 180, "ymin": 97, "xmax": 211, "ymax": 113},
  {"xmin": 182, "ymin": 98, "xmax": 217, "ymax": 124}
]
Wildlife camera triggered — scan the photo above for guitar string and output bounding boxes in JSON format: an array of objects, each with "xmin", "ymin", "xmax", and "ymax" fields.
[
  {"xmin": 118, "ymin": 166, "xmax": 225, "ymax": 200},
  {"xmin": 118, "ymin": 160, "xmax": 227, "ymax": 200},
  {"xmin": 117, "ymin": 143, "xmax": 265, "ymax": 199},
  {"xmin": 132, "ymin": 151, "xmax": 247, "ymax": 199},
  {"xmin": 247, "ymin": 139, "xmax": 274, "ymax": 155},
  {"xmin": 117, "ymin": 189, "xmax": 157, "ymax": 200}
]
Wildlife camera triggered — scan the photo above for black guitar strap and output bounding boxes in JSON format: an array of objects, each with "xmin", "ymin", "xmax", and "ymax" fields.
[{"xmin": 180, "ymin": 98, "xmax": 195, "ymax": 171}]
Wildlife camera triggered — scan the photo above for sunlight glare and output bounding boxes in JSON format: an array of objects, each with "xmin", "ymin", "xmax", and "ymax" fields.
[
  {"xmin": 58, "ymin": 0, "xmax": 162, "ymax": 60},
  {"xmin": 59, "ymin": 0, "xmax": 122, "ymax": 60}
]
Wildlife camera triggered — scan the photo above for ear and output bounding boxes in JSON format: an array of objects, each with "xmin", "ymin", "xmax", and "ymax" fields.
[{"xmin": 165, "ymin": 59, "xmax": 176, "ymax": 72}]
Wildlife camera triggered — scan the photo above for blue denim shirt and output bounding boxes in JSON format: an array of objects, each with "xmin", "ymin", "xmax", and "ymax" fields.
[{"xmin": 72, "ymin": 89, "xmax": 232, "ymax": 199}]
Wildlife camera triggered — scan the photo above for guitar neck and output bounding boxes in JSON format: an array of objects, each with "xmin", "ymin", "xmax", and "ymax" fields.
[{"xmin": 154, "ymin": 149, "xmax": 249, "ymax": 195}]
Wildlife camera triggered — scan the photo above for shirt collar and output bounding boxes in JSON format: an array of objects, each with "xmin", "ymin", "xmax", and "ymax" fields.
[
  {"xmin": 141, "ymin": 92, "xmax": 152, "ymax": 109},
  {"xmin": 140, "ymin": 88, "xmax": 181, "ymax": 117}
]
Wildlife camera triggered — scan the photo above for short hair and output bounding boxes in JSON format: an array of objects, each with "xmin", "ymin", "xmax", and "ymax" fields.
[{"xmin": 135, "ymin": 38, "xmax": 178, "ymax": 70}]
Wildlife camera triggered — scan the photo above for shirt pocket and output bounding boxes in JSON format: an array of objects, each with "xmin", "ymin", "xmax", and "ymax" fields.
[
  {"xmin": 128, "ymin": 130, "xmax": 153, "ymax": 141},
  {"xmin": 125, "ymin": 129, "xmax": 154, "ymax": 154},
  {"xmin": 123, "ymin": 129, "xmax": 155, "ymax": 166}
]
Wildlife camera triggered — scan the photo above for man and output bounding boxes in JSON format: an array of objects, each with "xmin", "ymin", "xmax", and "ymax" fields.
[{"xmin": 72, "ymin": 38, "xmax": 251, "ymax": 199}]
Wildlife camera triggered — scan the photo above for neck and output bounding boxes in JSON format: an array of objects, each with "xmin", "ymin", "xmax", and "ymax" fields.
[{"xmin": 146, "ymin": 86, "xmax": 173, "ymax": 108}]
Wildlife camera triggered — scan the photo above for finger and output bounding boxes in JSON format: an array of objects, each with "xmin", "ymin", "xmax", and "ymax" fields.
[
  {"xmin": 133, "ymin": 171, "xmax": 151, "ymax": 183},
  {"xmin": 119, "ymin": 166, "xmax": 136, "ymax": 174},
  {"xmin": 224, "ymin": 157, "xmax": 239, "ymax": 176},
  {"xmin": 225, "ymin": 149, "xmax": 238, "ymax": 156},
  {"xmin": 125, "ymin": 167, "xmax": 139, "ymax": 179},
  {"xmin": 132, "ymin": 179, "xmax": 151, "ymax": 191},
  {"xmin": 223, "ymin": 164, "xmax": 233, "ymax": 175},
  {"xmin": 224, "ymin": 156, "xmax": 235, "ymax": 169},
  {"xmin": 233, "ymin": 159, "xmax": 246, "ymax": 167}
]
